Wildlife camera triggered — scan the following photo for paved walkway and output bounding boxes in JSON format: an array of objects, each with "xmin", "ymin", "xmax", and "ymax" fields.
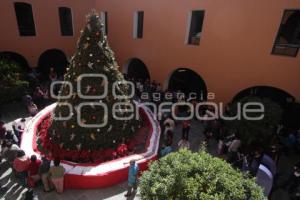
[{"xmin": 0, "ymin": 102, "xmax": 296, "ymax": 200}]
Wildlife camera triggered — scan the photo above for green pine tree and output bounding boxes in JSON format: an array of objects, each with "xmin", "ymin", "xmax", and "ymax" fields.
[{"xmin": 48, "ymin": 11, "xmax": 142, "ymax": 153}]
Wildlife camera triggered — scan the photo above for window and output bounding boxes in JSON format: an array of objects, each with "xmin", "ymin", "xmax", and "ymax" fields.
[
  {"xmin": 187, "ymin": 10, "xmax": 205, "ymax": 45},
  {"xmin": 14, "ymin": 2, "xmax": 36, "ymax": 36},
  {"xmin": 100, "ymin": 11, "xmax": 108, "ymax": 35},
  {"xmin": 133, "ymin": 11, "xmax": 144, "ymax": 39},
  {"xmin": 272, "ymin": 10, "xmax": 300, "ymax": 57},
  {"xmin": 59, "ymin": 7, "xmax": 73, "ymax": 36}
]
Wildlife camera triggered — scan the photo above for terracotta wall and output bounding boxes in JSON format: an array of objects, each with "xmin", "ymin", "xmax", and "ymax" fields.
[
  {"xmin": 95, "ymin": 0, "xmax": 300, "ymax": 103},
  {"xmin": 0, "ymin": 0, "xmax": 95, "ymax": 67},
  {"xmin": 0, "ymin": 0, "xmax": 299, "ymax": 103}
]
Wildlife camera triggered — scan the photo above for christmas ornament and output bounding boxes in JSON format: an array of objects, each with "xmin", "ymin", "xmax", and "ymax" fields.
[
  {"xmin": 87, "ymin": 37, "xmax": 90, "ymax": 41},
  {"xmin": 98, "ymin": 41, "xmax": 103, "ymax": 48},
  {"xmin": 90, "ymin": 103, "xmax": 95, "ymax": 109},
  {"xmin": 83, "ymin": 43, "xmax": 89, "ymax": 49},
  {"xmin": 89, "ymin": 53, "xmax": 93, "ymax": 57},
  {"xmin": 107, "ymin": 125, "xmax": 112, "ymax": 132},
  {"xmin": 76, "ymin": 143, "xmax": 82, "ymax": 150},
  {"xmin": 72, "ymin": 92, "xmax": 77, "ymax": 99},
  {"xmin": 131, "ymin": 126, "xmax": 135, "ymax": 132},
  {"xmin": 70, "ymin": 133, "xmax": 75, "ymax": 141},
  {"xmin": 97, "ymin": 129, "xmax": 100, "ymax": 132},
  {"xmin": 90, "ymin": 133, "xmax": 96, "ymax": 140},
  {"xmin": 96, "ymin": 32, "xmax": 100, "ymax": 36},
  {"xmin": 88, "ymin": 62, "xmax": 94, "ymax": 69},
  {"xmin": 71, "ymin": 125, "xmax": 75, "ymax": 128},
  {"xmin": 85, "ymin": 85, "xmax": 91, "ymax": 94},
  {"xmin": 91, "ymin": 116, "xmax": 96, "ymax": 120},
  {"xmin": 87, "ymin": 24, "xmax": 91, "ymax": 31}
]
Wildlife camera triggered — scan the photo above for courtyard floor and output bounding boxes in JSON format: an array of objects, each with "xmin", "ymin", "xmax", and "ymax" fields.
[{"xmin": 0, "ymin": 102, "xmax": 297, "ymax": 200}]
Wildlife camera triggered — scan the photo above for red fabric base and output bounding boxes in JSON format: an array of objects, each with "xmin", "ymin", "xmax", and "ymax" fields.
[{"xmin": 21, "ymin": 103, "xmax": 160, "ymax": 189}]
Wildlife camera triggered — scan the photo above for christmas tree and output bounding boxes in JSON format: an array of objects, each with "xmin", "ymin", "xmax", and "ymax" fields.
[{"xmin": 48, "ymin": 11, "xmax": 142, "ymax": 154}]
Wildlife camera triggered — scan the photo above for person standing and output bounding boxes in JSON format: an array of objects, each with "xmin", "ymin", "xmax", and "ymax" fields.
[
  {"xmin": 164, "ymin": 116, "xmax": 175, "ymax": 131},
  {"xmin": 2, "ymin": 140, "xmax": 20, "ymax": 165},
  {"xmin": 49, "ymin": 159, "xmax": 65, "ymax": 194},
  {"xmin": 27, "ymin": 155, "xmax": 42, "ymax": 187},
  {"xmin": 39, "ymin": 156, "xmax": 52, "ymax": 192},
  {"xmin": 12, "ymin": 118, "xmax": 26, "ymax": 142},
  {"xmin": 13, "ymin": 150, "xmax": 30, "ymax": 186},
  {"xmin": 125, "ymin": 159, "xmax": 139, "ymax": 197},
  {"xmin": 182, "ymin": 120, "xmax": 191, "ymax": 140}
]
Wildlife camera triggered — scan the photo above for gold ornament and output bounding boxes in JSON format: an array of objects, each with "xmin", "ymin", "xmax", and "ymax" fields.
[
  {"xmin": 90, "ymin": 133, "xmax": 96, "ymax": 140},
  {"xmin": 83, "ymin": 43, "xmax": 89, "ymax": 49},
  {"xmin": 70, "ymin": 133, "xmax": 75, "ymax": 141}
]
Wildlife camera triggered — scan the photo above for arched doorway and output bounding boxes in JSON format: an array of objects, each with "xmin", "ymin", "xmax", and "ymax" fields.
[
  {"xmin": 232, "ymin": 86, "xmax": 298, "ymax": 129},
  {"xmin": 232, "ymin": 86, "xmax": 295, "ymax": 107},
  {"xmin": 37, "ymin": 49, "xmax": 68, "ymax": 80},
  {"xmin": 166, "ymin": 68, "xmax": 207, "ymax": 101},
  {"xmin": 0, "ymin": 51, "xmax": 30, "ymax": 72},
  {"xmin": 123, "ymin": 58, "xmax": 150, "ymax": 82}
]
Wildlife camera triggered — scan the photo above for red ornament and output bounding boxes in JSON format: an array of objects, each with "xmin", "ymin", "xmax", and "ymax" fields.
[{"xmin": 92, "ymin": 116, "xmax": 96, "ymax": 120}]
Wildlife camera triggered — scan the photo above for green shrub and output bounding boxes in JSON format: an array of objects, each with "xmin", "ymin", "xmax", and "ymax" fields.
[
  {"xmin": 0, "ymin": 59, "xmax": 29, "ymax": 105},
  {"xmin": 225, "ymin": 96, "xmax": 282, "ymax": 152},
  {"xmin": 140, "ymin": 149, "xmax": 266, "ymax": 200}
]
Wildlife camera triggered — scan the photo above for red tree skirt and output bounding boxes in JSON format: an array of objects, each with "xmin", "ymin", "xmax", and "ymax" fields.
[{"xmin": 21, "ymin": 103, "xmax": 161, "ymax": 189}]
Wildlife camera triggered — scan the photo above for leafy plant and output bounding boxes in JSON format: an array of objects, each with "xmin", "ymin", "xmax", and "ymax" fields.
[
  {"xmin": 225, "ymin": 96, "xmax": 282, "ymax": 152},
  {"xmin": 0, "ymin": 59, "xmax": 29, "ymax": 105},
  {"xmin": 140, "ymin": 149, "xmax": 266, "ymax": 200}
]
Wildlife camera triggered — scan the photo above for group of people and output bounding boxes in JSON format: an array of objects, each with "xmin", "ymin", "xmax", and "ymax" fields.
[
  {"xmin": 1, "ymin": 139, "xmax": 66, "ymax": 194},
  {"xmin": 23, "ymin": 67, "xmax": 62, "ymax": 117}
]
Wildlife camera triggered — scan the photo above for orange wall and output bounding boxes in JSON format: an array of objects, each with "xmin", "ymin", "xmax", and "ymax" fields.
[
  {"xmin": 95, "ymin": 0, "xmax": 300, "ymax": 103},
  {"xmin": 0, "ymin": 0, "xmax": 95, "ymax": 66},
  {"xmin": 0, "ymin": 0, "xmax": 299, "ymax": 103}
]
